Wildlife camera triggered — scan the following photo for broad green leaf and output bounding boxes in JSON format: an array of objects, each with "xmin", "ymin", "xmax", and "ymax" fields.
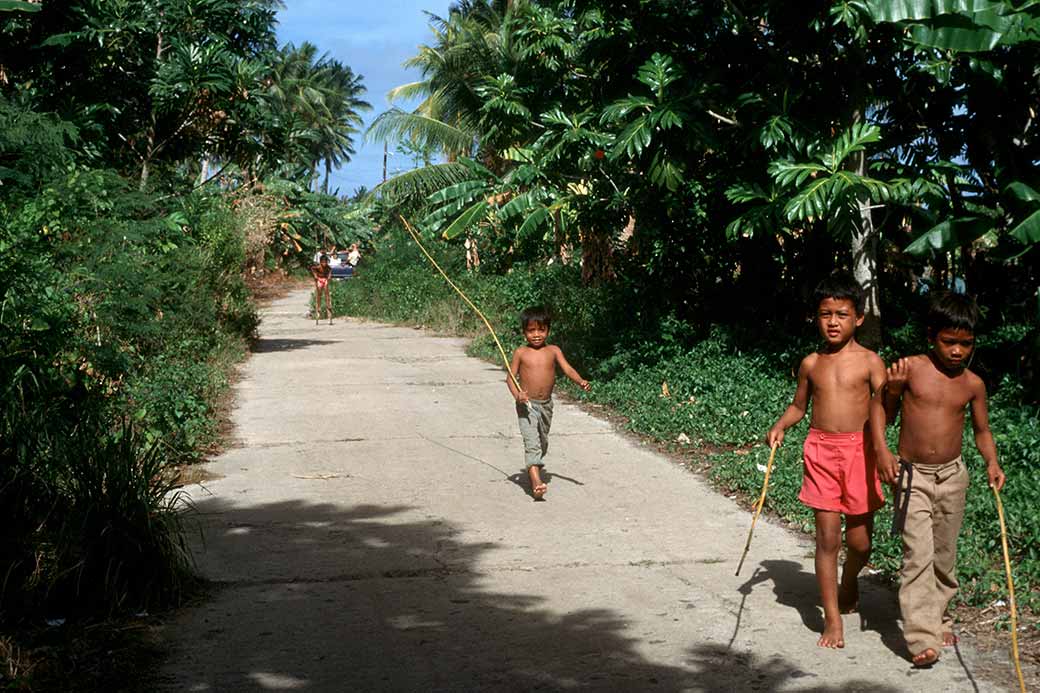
[
  {"xmin": 905, "ymin": 216, "xmax": 993, "ymax": 255},
  {"xmin": 600, "ymin": 96, "xmax": 654, "ymax": 123},
  {"xmin": 428, "ymin": 179, "xmax": 488, "ymax": 205},
  {"xmin": 1007, "ymin": 181, "xmax": 1040, "ymax": 202},
  {"xmin": 611, "ymin": 117, "xmax": 653, "ymax": 158},
  {"xmin": 636, "ymin": 53, "xmax": 681, "ymax": 97},
  {"xmin": 649, "ymin": 151, "xmax": 684, "ymax": 191},
  {"xmin": 517, "ymin": 207, "xmax": 550, "ymax": 237},
  {"xmin": 908, "ymin": 14, "xmax": 1005, "ymax": 50},
  {"xmin": 862, "ymin": 0, "xmax": 1004, "ymax": 23},
  {"xmin": 0, "ymin": 0, "xmax": 41, "ymax": 11},
  {"xmin": 1009, "ymin": 209, "xmax": 1040, "ymax": 244},
  {"xmin": 441, "ymin": 200, "xmax": 489, "ymax": 240},
  {"xmin": 40, "ymin": 33, "xmax": 77, "ymax": 47}
]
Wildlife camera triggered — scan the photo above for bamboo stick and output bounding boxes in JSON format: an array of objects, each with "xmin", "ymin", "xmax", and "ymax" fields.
[
  {"xmin": 736, "ymin": 441, "xmax": 780, "ymax": 576},
  {"xmin": 400, "ymin": 215, "xmax": 522, "ymax": 392},
  {"xmin": 992, "ymin": 485, "xmax": 1027, "ymax": 693}
]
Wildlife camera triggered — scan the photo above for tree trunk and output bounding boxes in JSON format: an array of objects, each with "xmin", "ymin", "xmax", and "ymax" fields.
[
  {"xmin": 323, "ymin": 158, "xmax": 331, "ymax": 194},
  {"xmin": 853, "ymin": 152, "xmax": 882, "ymax": 349},
  {"xmin": 198, "ymin": 155, "xmax": 210, "ymax": 186},
  {"xmin": 139, "ymin": 30, "xmax": 164, "ymax": 191},
  {"xmin": 579, "ymin": 227, "xmax": 615, "ymax": 285}
]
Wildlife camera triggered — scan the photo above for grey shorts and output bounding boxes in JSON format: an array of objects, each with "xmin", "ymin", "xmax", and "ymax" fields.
[{"xmin": 517, "ymin": 398, "xmax": 553, "ymax": 469}]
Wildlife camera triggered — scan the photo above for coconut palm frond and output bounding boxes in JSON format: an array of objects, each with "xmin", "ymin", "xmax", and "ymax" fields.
[
  {"xmin": 372, "ymin": 161, "xmax": 472, "ymax": 203},
  {"xmin": 365, "ymin": 108, "xmax": 475, "ymax": 155}
]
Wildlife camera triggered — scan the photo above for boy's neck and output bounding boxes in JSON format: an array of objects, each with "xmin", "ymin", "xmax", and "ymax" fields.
[{"xmin": 821, "ymin": 336, "xmax": 858, "ymax": 354}]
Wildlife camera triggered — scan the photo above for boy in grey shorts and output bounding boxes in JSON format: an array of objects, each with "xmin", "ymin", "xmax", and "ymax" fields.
[{"xmin": 506, "ymin": 306, "xmax": 590, "ymax": 499}]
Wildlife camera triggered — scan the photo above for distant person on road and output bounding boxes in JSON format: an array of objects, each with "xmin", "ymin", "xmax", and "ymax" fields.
[
  {"xmin": 870, "ymin": 292, "xmax": 1005, "ymax": 668},
  {"xmin": 309, "ymin": 254, "xmax": 333, "ymax": 325},
  {"xmin": 766, "ymin": 272, "xmax": 887, "ymax": 650},
  {"xmin": 506, "ymin": 306, "xmax": 591, "ymax": 500}
]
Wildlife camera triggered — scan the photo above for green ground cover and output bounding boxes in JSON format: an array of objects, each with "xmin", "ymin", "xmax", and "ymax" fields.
[{"xmin": 331, "ymin": 236, "xmax": 1040, "ymax": 617}]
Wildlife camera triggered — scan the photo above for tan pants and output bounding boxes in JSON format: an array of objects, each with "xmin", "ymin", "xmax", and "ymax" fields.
[{"xmin": 898, "ymin": 456, "xmax": 968, "ymax": 655}]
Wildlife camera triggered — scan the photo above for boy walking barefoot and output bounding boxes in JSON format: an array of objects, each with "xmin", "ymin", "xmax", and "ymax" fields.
[
  {"xmin": 871, "ymin": 292, "xmax": 1006, "ymax": 668},
  {"xmin": 507, "ymin": 306, "xmax": 590, "ymax": 500},
  {"xmin": 766, "ymin": 272, "xmax": 887, "ymax": 649}
]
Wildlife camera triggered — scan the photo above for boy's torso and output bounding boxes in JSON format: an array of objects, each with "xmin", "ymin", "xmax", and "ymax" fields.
[
  {"xmin": 517, "ymin": 345, "xmax": 558, "ymax": 400},
  {"xmin": 806, "ymin": 345, "xmax": 876, "ymax": 434},
  {"xmin": 898, "ymin": 354, "xmax": 975, "ymax": 465}
]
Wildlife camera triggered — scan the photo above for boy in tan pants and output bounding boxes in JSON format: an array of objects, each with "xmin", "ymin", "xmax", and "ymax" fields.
[{"xmin": 870, "ymin": 291, "xmax": 1006, "ymax": 667}]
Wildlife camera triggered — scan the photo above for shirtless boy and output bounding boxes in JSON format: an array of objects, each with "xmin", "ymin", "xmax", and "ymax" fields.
[
  {"xmin": 871, "ymin": 291, "xmax": 1006, "ymax": 668},
  {"xmin": 507, "ymin": 306, "xmax": 591, "ymax": 499},
  {"xmin": 766, "ymin": 272, "xmax": 887, "ymax": 648}
]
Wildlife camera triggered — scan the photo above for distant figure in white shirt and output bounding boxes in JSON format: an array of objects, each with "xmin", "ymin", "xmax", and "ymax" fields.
[{"xmin": 347, "ymin": 243, "xmax": 361, "ymax": 268}]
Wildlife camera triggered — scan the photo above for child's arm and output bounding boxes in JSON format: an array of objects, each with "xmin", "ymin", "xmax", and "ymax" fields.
[
  {"xmin": 553, "ymin": 346, "xmax": 590, "ymax": 391},
  {"xmin": 507, "ymin": 348, "xmax": 528, "ymax": 403},
  {"xmin": 969, "ymin": 377, "xmax": 1006, "ymax": 491},
  {"xmin": 766, "ymin": 356, "xmax": 811, "ymax": 447},
  {"xmin": 882, "ymin": 358, "xmax": 910, "ymax": 423},
  {"xmin": 870, "ymin": 358, "xmax": 899, "ymax": 485}
]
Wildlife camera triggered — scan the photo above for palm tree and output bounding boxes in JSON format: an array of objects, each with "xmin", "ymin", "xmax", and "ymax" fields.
[
  {"xmin": 366, "ymin": 1, "xmax": 519, "ymax": 201},
  {"xmin": 261, "ymin": 42, "xmax": 369, "ymax": 189}
]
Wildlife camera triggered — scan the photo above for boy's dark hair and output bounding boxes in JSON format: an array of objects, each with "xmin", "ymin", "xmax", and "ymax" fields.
[
  {"xmin": 319, "ymin": 254, "xmax": 329, "ymax": 262},
  {"xmin": 520, "ymin": 306, "xmax": 551, "ymax": 330},
  {"xmin": 927, "ymin": 291, "xmax": 979, "ymax": 335},
  {"xmin": 813, "ymin": 271, "xmax": 865, "ymax": 314}
]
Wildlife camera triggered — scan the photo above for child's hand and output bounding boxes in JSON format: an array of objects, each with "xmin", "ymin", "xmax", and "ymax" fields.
[
  {"xmin": 886, "ymin": 358, "xmax": 910, "ymax": 393},
  {"xmin": 987, "ymin": 463, "xmax": 1006, "ymax": 491},
  {"xmin": 515, "ymin": 389, "xmax": 529, "ymax": 404},
  {"xmin": 578, "ymin": 379, "xmax": 591, "ymax": 392},
  {"xmin": 877, "ymin": 449, "xmax": 899, "ymax": 485},
  {"xmin": 766, "ymin": 426, "xmax": 784, "ymax": 448}
]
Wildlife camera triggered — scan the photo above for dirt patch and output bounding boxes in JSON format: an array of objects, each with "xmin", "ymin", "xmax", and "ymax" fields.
[
  {"xmin": 244, "ymin": 269, "xmax": 308, "ymax": 306},
  {"xmin": 1, "ymin": 617, "xmax": 165, "ymax": 693}
]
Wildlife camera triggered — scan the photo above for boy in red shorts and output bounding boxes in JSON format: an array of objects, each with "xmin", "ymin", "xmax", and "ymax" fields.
[{"xmin": 766, "ymin": 272, "xmax": 887, "ymax": 649}]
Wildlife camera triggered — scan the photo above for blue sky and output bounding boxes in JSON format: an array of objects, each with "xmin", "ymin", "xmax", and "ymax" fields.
[{"xmin": 275, "ymin": 1, "xmax": 452, "ymax": 196}]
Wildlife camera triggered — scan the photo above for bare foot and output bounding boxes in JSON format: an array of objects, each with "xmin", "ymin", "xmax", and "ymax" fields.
[
  {"xmin": 942, "ymin": 632, "xmax": 958, "ymax": 647},
  {"xmin": 817, "ymin": 619, "xmax": 845, "ymax": 649},
  {"xmin": 912, "ymin": 648, "xmax": 939, "ymax": 667},
  {"xmin": 838, "ymin": 583, "xmax": 859, "ymax": 614},
  {"xmin": 528, "ymin": 467, "xmax": 547, "ymax": 500}
]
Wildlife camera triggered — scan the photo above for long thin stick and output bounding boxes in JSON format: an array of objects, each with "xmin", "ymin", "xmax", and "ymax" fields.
[
  {"xmin": 992, "ymin": 485, "xmax": 1027, "ymax": 693},
  {"xmin": 399, "ymin": 215, "xmax": 521, "ymax": 392},
  {"xmin": 736, "ymin": 442, "xmax": 779, "ymax": 576}
]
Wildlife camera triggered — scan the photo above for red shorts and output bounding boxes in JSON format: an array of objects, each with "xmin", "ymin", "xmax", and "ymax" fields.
[{"xmin": 799, "ymin": 428, "xmax": 885, "ymax": 515}]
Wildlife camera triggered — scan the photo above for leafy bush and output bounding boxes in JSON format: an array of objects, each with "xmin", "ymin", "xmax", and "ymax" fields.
[{"xmin": 1, "ymin": 128, "xmax": 256, "ymax": 617}]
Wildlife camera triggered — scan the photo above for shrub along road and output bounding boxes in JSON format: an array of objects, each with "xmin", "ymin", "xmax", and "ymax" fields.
[{"xmin": 157, "ymin": 288, "xmax": 1011, "ymax": 692}]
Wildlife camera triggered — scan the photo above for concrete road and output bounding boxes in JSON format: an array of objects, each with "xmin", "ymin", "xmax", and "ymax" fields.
[{"xmin": 157, "ymin": 289, "xmax": 1008, "ymax": 692}]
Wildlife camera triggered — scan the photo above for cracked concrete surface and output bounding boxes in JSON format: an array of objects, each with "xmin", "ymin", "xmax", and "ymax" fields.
[{"xmin": 157, "ymin": 289, "xmax": 1009, "ymax": 692}]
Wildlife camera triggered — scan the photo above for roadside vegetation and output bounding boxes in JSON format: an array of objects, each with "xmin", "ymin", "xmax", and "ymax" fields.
[{"xmin": 1, "ymin": 1, "xmax": 370, "ymax": 688}]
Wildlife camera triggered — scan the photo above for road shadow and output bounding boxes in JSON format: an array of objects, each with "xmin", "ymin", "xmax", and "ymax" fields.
[
  {"xmin": 684, "ymin": 644, "xmax": 903, "ymax": 692},
  {"xmin": 155, "ymin": 500, "xmax": 907, "ymax": 692},
  {"xmin": 738, "ymin": 559, "xmax": 825, "ymax": 635},
  {"xmin": 857, "ymin": 574, "xmax": 909, "ymax": 661},
  {"xmin": 251, "ymin": 338, "xmax": 338, "ymax": 353}
]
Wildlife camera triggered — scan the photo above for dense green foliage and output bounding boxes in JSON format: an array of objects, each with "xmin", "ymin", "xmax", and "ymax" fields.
[
  {"xmin": 332, "ymin": 231, "xmax": 1040, "ymax": 616},
  {"xmin": 0, "ymin": 0, "xmax": 369, "ymax": 632},
  {"xmin": 370, "ymin": 0, "xmax": 1040, "ymax": 355}
]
